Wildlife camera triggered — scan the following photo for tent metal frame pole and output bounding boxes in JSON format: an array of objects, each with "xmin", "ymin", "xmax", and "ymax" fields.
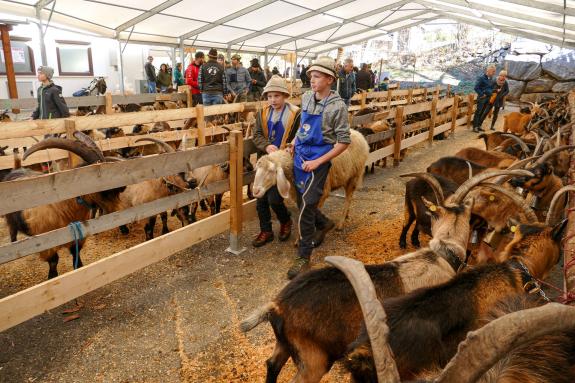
[
  {"xmin": 34, "ymin": 6, "xmax": 48, "ymax": 66},
  {"xmin": 179, "ymin": 39, "xmax": 185, "ymax": 69},
  {"xmin": 117, "ymin": 39, "xmax": 125, "ymax": 94}
]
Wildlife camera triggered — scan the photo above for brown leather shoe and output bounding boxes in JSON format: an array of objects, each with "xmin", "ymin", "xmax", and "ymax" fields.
[
  {"xmin": 312, "ymin": 219, "xmax": 335, "ymax": 248},
  {"xmin": 252, "ymin": 231, "xmax": 274, "ymax": 247},
  {"xmin": 279, "ymin": 220, "xmax": 292, "ymax": 242}
]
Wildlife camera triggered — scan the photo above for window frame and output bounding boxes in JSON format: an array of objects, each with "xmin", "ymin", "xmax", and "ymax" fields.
[
  {"xmin": 0, "ymin": 37, "xmax": 36, "ymax": 76},
  {"xmin": 55, "ymin": 40, "xmax": 94, "ymax": 77}
]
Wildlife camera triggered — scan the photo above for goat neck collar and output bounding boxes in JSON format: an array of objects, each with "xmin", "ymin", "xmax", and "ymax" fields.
[
  {"xmin": 430, "ymin": 238, "xmax": 467, "ymax": 273},
  {"xmin": 508, "ymin": 257, "xmax": 550, "ymax": 301}
]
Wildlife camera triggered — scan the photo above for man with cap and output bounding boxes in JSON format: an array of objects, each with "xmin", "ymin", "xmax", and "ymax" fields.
[
  {"xmin": 285, "ymin": 56, "xmax": 350, "ymax": 279},
  {"xmin": 144, "ymin": 56, "xmax": 157, "ymax": 93},
  {"xmin": 225, "ymin": 54, "xmax": 252, "ymax": 103},
  {"xmin": 185, "ymin": 51, "xmax": 204, "ymax": 105},
  {"xmin": 247, "ymin": 58, "xmax": 267, "ymax": 101},
  {"xmin": 251, "ymin": 75, "xmax": 301, "ymax": 247},
  {"xmin": 198, "ymin": 48, "xmax": 229, "ymax": 106},
  {"xmin": 32, "ymin": 66, "xmax": 69, "ymax": 120}
]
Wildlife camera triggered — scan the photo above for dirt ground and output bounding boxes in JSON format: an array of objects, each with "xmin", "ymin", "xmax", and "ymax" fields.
[{"xmin": 0, "ymin": 110, "xmax": 563, "ymax": 383}]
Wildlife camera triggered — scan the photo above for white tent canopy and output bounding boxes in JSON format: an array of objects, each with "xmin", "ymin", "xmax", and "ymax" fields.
[{"xmin": 2, "ymin": 0, "xmax": 575, "ymax": 55}]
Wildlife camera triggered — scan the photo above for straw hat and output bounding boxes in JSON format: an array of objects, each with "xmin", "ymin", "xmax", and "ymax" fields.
[
  {"xmin": 307, "ymin": 56, "xmax": 337, "ymax": 79},
  {"xmin": 263, "ymin": 75, "xmax": 290, "ymax": 97},
  {"xmin": 231, "ymin": 53, "xmax": 242, "ymax": 61}
]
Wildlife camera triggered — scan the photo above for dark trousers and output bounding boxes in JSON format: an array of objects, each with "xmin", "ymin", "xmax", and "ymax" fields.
[
  {"xmin": 296, "ymin": 162, "xmax": 331, "ymax": 259},
  {"xmin": 256, "ymin": 186, "xmax": 291, "ymax": 232},
  {"xmin": 472, "ymin": 95, "xmax": 489, "ymax": 128},
  {"xmin": 192, "ymin": 93, "xmax": 203, "ymax": 106},
  {"xmin": 481, "ymin": 104, "xmax": 502, "ymax": 130}
]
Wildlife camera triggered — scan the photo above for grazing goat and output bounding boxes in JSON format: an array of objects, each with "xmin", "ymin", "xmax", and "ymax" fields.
[
  {"xmin": 478, "ymin": 132, "xmax": 507, "ymax": 151},
  {"xmin": 502, "ymin": 103, "xmax": 542, "ymax": 135},
  {"xmin": 3, "ymin": 134, "xmax": 126, "ymax": 278},
  {"xmin": 345, "ymin": 218, "xmax": 567, "ymax": 382},
  {"xmin": 251, "ymin": 129, "xmax": 369, "ymax": 230},
  {"xmin": 240, "ymin": 170, "xmax": 529, "ymax": 383},
  {"xmin": 455, "ymin": 147, "xmax": 517, "ymax": 169},
  {"xmin": 426, "ymin": 156, "xmax": 486, "ymax": 185}
]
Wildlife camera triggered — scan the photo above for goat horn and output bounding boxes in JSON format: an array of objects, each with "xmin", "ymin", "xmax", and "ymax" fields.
[
  {"xmin": 23, "ymin": 137, "xmax": 105, "ymax": 163},
  {"xmin": 450, "ymin": 170, "xmax": 534, "ymax": 204},
  {"xmin": 435, "ymin": 303, "xmax": 575, "ymax": 383},
  {"xmin": 400, "ymin": 172, "xmax": 444, "ymax": 205},
  {"xmin": 324, "ymin": 256, "xmax": 401, "ymax": 383},
  {"xmin": 104, "ymin": 156, "xmax": 124, "ymax": 162},
  {"xmin": 529, "ymin": 116, "xmax": 550, "ymax": 131},
  {"xmin": 545, "ymin": 185, "xmax": 575, "ymax": 226},
  {"xmin": 479, "ymin": 183, "xmax": 538, "ymax": 223},
  {"xmin": 73, "ymin": 130, "xmax": 101, "ymax": 152},
  {"xmin": 534, "ymin": 145, "xmax": 575, "ymax": 165},
  {"xmin": 135, "ymin": 137, "xmax": 175, "ymax": 153},
  {"xmin": 533, "ymin": 137, "xmax": 547, "ymax": 156},
  {"xmin": 504, "ymin": 156, "xmax": 542, "ymax": 171},
  {"xmin": 500, "ymin": 134, "xmax": 531, "ymax": 154}
]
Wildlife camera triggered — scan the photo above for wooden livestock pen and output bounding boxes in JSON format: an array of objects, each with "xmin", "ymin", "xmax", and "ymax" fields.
[
  {"xmin": 0, "ymin": 86, "xmax": 475, "ymax": 332},
  {"xmin": 563, "ymin": 90, "xmax": 575, "ymax": 305}
]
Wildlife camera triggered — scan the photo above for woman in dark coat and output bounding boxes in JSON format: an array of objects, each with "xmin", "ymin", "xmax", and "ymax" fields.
[{"xmin": 480, "ymin": 70, "xmax": 509, "ymax": 131}]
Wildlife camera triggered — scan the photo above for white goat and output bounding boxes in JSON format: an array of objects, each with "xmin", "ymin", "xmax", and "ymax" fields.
[{"xmin": 252, "ymin": 129, "xmax": 369, "ymax": 229}]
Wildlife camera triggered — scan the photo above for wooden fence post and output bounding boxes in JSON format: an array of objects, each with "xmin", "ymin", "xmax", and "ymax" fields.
[
  {"xmin": 450, "ymin": 95, "xmax": 459, "ymax": 138},
  {"xmin": 360, "ymin": 92, "xmax": 367, "ymax": 110},
  {"xmin": 227, "ymin": 130, "xmax": 246, "ymax": 255},
  {"xmin": 407, "ymin": 88, "xmax": 413, "ymax": 104},
  {"xmin": 428, "ymin": 95, "xmax": 438, "ymax": 146},
  {"xmin": 434, "ymin": 85, "xmax": 440, "ymax": 99},
  {"xmin": 186, "ymin": 87, "xmax": 192, "ymax": 108},
  {"xmin": 196, "ymin": 104, "xmax": 206, "ymax": 146},
  {"xmin": 105, "ymin": 93, "xmax": 114, "ymax": 114},
  {"xmin": 466, "ymin": 93, "xmax": 474, "ymax": 129},
  {"xmin": 65, "ymin": 119, "xmax": 81, "ymax": 168},
  {"xmin": 387, "ymin": 88, "xmax": 392, "ymax": 109},
  {"xmin": 393, "ymin": 106, "xmax": 404, "ymax": 166},
  {"xmin": 447, "ymin": 84, "xmax": 451, "ymax": 98},
  {"xmin": 423, "ymin": 88, "xmax": 428, "ymax": 102}
]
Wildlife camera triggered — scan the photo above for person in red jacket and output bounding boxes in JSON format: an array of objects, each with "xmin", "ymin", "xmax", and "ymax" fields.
[{"xmin": 185, "ymin": 51, "xmax": 204, "ymax": 105}]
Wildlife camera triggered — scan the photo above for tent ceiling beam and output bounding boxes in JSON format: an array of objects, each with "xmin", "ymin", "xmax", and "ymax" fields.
[
  {"xmin": 266, "ymin": 0, "xmax": 412, "ymax": 49},
  {"xmin": 501, "ymin": 0, "xmax": 575, "ymax": 17},
  {"xmin": 180, "ymin": 0, "xmax": 277, "ymax": 41},
  {"xmin": 226, "ymin": 0, "xmax": 356, "ymax": 46},
  {"xmin": 115, "ymin": 0, "xmax": 183, "ymax": 34},
  {"xmin": 35, "ymin": 0, "xmax": 54, "ymax": 8}
]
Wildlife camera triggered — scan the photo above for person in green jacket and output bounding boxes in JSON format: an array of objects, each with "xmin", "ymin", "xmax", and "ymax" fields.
[
  {"xmin": 173, "ymin": 63, "xmax": 184, "ymax": 88},
  {"xmin": 157, "ymin": 64, "xmax": 172, "ymax": 93}
]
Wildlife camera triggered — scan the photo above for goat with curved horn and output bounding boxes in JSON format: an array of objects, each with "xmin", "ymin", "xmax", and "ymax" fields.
[
  {"xmin": 533, "ymin": 137, "xmax": 547, "ymax": 156},
  {"xmin": 400, "ymin": 172, "xmax": 444, "ymax": 205},
  {"xmin": 534, "ymin": 145, "xmax": 575, "ymax": 165},
  {"xmin": 449, "ymin": 170, "xmax": 534, "ymax": 204},
  {"xmin": 479, "ymin": 183, "xmax": 538, "ymax": 223},
  {"xmin": 434, "ymin": 303, "xmax": 575, "ymax": 383},
  {"xmin": 545, "ymin": 185, "xmax": 575, "ymax": 226},
  {"xmin": 73, "ymin": 130, "xmax": 102, "ymax": 151},
  {"xmin": 135, "ymin": 137, "xmax": 175, "ymax": 153},
  {"xmin": 501, "ymin": 134, "xmax": 531, "ymax": 155},
  {"xmin": 504, "ymin": 156, "xmax": 541, "ymax": 171},
  {"xmin": 324, "ymin": 256, "xmax": 400, "ymax": 383},
  {"xmin": 23, "ymin": 137, "xmax": 105, "ymax": 164}
]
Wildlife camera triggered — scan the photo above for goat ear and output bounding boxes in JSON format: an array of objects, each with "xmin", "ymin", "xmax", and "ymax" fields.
[
  {"xmin": 551, "ymin": 219, "xmax": 568, "ymax": 242},
  {"xmin": 463, "ymin": 196, "xmax": 474, "ymax": 210},
  {"xmin": 421, "ymin": 196, "xmax": 439, "ymax": 214},
  {"xmin": 276, "ymin": 167, "xmax": 290, "ymax": 199}
]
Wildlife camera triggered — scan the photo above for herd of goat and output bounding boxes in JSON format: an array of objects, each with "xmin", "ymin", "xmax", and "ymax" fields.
[
  {"xmin": 240, "ymin": 93, "xmax": 575, "ymax": 383},
  {"xmin": 1, "ymin": 92, "xmax": 574, "ymax": 382}
]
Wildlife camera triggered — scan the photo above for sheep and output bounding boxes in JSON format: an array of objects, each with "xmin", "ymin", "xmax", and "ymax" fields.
[
  {"xmin": 239, "ymin": 170, "xmax": 531, "ymax": 383},
  {"xmin": 2, "ymin": 133, "xmax": 127, "ymax": 279},
  {"xmin": 251, "ymin": 129, "xmax": 369, "ymax": 230},
  {"xmin": 454, "ymin": 147, "xmax": 517, "ymax": 168},
  {"xmin": 344, "ymin": 217, "xmax": 567, "ymax": 382}
]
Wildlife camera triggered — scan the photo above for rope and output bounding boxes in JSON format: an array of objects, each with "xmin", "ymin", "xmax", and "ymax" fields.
[{"xmin": 68, "ymin": 221, "xmax": 85, "ymax": 270}]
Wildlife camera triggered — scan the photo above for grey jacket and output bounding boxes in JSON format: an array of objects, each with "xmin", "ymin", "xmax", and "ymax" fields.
[
  {"xmin": 301, "ymin": 90, "xmax": 350, "ymax": 145},
  {"xmin": 225, "ymin": 66, "xmax": 251, "ymax": 94}
]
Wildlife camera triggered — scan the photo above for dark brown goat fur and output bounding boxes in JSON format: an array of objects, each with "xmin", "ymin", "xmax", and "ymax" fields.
[
  {"xmin": 345, "ymin": 220, "xmax": 567, "ymax": 382},
  {"xmin": 478, "ymin": 131, "xmax": 506, "ymax": 150},
  {"xmin": 455, "ymin": 147, "xmax": 517, "ymax": 169},
  {"xmin": 426, "ymin": 156, "xmax": 487, "ymax": 185}
]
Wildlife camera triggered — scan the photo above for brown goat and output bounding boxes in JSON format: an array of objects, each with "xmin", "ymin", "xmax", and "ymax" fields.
[{"xmin": 455, "ymin": 147, "xmax": 517, "ymax": 169}]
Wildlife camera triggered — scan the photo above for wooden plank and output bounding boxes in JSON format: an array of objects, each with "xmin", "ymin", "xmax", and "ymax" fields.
[
  {"xmin": 105, "ymin": 93, "xmax": 114, "ymax": 114},
  {"xmin": 360, "ymin": 92, "xmax": 367, "ymax": 110},
  {"xmin": 412, "ymin": 89, "xmax": 425, "ymax": 96},
  {"xmin": 65, "ymin": 119, "xmax": 81, "ymax": 168},
  {"xmin": 366, "ymin": 144, "xmax": 394, "ymax": 164},
  {"xmin": 0, "ymin": 98, "xmax": 38, "ymax": 110},
  {"xmin": 229, "ymin": 131, "xmax": 243, "ymax": 236},
  {"xmin": 389, "ymin": 99, "xmax": 408, "ymax": 106},
  {"xmin": 451, "ymin": 95, "xmax": 460, "ymax": 136},
  {"xmin": 366, "ymin": 91, "xmax": 388, "ymax": 99},
  {"xmin": 351, "ymin": 113, "xmax": 375, "ymax": 127},
  {"xmin": 393, "ymin": 89, "xmax": 409, "ymax": 97},
  {"xmin": 428, "ymin": 97, "xmax": 438, "ymax": 145},
  {"xmin": 401, "ymin": 131, "xmax": 428, "ymax": 149},
  {"xmin": 387, "ymin": 88, "xmax": 392, "ymax": 109},
  {"xmin": 467, "ymin": 93, "xmax": 475, "ymax": 128},
  {"xmin": 407, "ymin": 88, "xmax": 413, "ymax": 104},
  {"xmin": 436, "ymin": 97, "xmax": 454, "ymax": 112},
  {"xmin": 196, "ymin": 104, "xmax": 206, "ymax": 146},
  {"xmin": 374, "ymin": 110, "xmax": 393, "ymax": 121},
  {"xmin": 403, "ymin": 101, "xmax": 432, "ymax": 115},
  {"xmin": 0, "ymin": 143, "xmax": 230, "ymax": 216},
  {"xmin": 456, "ymin": 116, "xmax": 468, "ymax": 126},
  {"xmin": 0, "ymin": 177, "xmax": 236, "ymax": 264},
  {"xmin": 434, "ymin": 121, "xmax": 452, "ymax": 135},
  {"xmin": 64, "ymin": 95, "xmax": 106, "ymax": 108},
  {"xmin": 393, "ymin": 106, "xmax": 404, "ymax": 166},
  {"xmin": 365, "ymin": 129, "xmax": 395, "ymax": 144},
  {"xmin": 0, "ymin": 199, "xmax": 257, "ymax": 332},
  {"xmin": 402, "ymin": 119, "xmax": 430, "ymax": 135}
]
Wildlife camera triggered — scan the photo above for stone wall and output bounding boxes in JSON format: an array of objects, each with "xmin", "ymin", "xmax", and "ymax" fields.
[{"xmin": 504, "ymin": 41, "xmax": 575, "ymax": 102}]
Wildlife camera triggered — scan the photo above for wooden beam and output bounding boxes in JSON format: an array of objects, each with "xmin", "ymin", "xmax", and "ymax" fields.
[
  {"xmin": 0, "ymin": 199, "xmax": 257, "ymax": 332},
  {"xmin": 0, "ymin": 143, "xmax": 231, "ymax": 216},
  {"xmin": 227, "ymin": 131, "xmax": 244, "ymax": 253},
  {"xmin": 0, "ymin": 24, "xmax": 19, "ymax": 113},
  {"xmin": 64, "ymin": 119, "xmax": 81, "ymax": 168},
  {"xmin": 105, "ymin": 93, "xmax": 114, "ymax": 114},
  {"xmin": 393, "ymin": 106, "xmax": 403, "ymax": 166},
  {"xmin": 196, "ymin": 104, "xmax": 206, "ymax": 146},
  {"xmin": 428, "ymin": 96, "xmax": 438, "ymax": 146},
  {"xmin": 467, "ymin": 93, "xmax": 475, "ymax": 128},
  {"xmin": 450, "ymin": 95, "xmax": 459, "ymax": 137}
]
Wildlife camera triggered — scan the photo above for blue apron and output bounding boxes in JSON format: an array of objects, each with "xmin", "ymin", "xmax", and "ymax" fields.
[
  {"xmin": 268, "ymin": 105, "xmax": 287, "ymax": 148},
  {"xmin": 294, "ymin": 105, "xmax": 333, "ymax": 193}
]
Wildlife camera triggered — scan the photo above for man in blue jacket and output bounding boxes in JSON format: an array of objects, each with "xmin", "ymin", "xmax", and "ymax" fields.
[{"xmin": 472, "ymin": 64, "xmax": 496, "ymax": 132}]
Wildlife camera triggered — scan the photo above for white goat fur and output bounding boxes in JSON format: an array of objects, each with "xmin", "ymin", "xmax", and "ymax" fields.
[{"xmin": 253, "ymin": 129, "xmax": 369, "ymax": 229}]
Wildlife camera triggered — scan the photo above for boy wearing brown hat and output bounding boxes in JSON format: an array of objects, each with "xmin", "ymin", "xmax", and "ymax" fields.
[
  {"xmin": 287, "ymin": 56, "xmax": 350, "ymax": 279},
  {"xmin": 252, "ymin": 75, "xmax": 301, "ymax": 247}
]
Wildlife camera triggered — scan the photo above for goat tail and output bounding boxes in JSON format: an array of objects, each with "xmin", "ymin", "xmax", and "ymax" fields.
[{"xmin": 239, "ymin": 302, "xmax": 276, "ymax": 332}]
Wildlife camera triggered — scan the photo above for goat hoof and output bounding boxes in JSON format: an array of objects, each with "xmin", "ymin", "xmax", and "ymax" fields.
[
  {"xmin": 119, "ymin": 225, "xmax": 130, "ymax": 235},
  {"xmin": 399, "ymin": 241, "xmax": 407, "ymax": 249},
  {"xmin": 412, "ymin": 241, "xmax": 421, "ymax": 248}
]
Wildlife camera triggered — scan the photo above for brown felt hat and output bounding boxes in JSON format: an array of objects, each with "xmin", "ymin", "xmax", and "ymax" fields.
[
  {"xmin": 307, "ymin": 56, "xmax": 337, "ymax": 79},
  {"xmin": 262, "ymin": 75, "xmax": 290, "ymax": 97}
]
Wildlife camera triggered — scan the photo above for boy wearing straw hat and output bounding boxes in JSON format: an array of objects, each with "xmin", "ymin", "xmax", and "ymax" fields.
[
  {"xmin": 287, "ymin": 56, "xmax": 350, "ymax": 279},
  {"xmin": 252, "ymin": 75, "xmax": 301, "ymax": 247}
]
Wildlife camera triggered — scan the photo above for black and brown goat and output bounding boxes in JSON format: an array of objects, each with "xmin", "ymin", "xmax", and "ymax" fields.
[
  {"xmin": 3, "ymin": 133, "xmax": 126, "ymax": 278},
  {"xmin": 426, "ymin": 156, "xmax": 486, "ymax": 185},
  {"xmin": 240, "ymin": 170, "xmax": 531, "ymax": 383},
  {"xmin": 344, "ymin": 218, "xmax": 567, "ymax": 382}
]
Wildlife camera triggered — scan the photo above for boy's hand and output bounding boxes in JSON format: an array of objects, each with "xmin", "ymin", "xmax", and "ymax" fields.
[
  {"xmin": 302, "ymin": 158, "xmax": 321, "ymax": 172},
  {"xmin": 265, "ymin": 145, "xmax": 279, "ymax": 154}
]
